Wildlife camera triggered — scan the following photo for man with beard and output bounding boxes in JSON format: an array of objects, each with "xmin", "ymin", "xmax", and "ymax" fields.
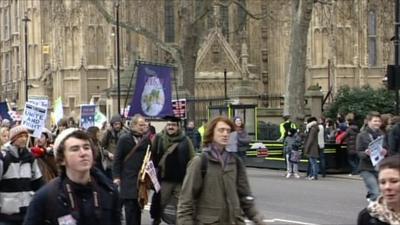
[
  {"xmin": 150, "ymin": 116, "xmax": 195, "ymax": 225},
  {"xmin": 113, "ymin": 114, "xmax": 151, "ymax": 225},
  {"xmin": 357, "ymin": 111, "xmax": 387, "ymax": 201},
  {"xmin": 101, "ymin": 115, "xmax": 126, "ymax": 178}
]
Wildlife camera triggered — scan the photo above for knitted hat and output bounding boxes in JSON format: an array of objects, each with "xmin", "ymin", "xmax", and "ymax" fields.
[
  {"xmin": 9, "ymin": 125, "xmax": 29, "ymax": 143},
  {"xmin": 53, "ymin": 128, "xmax": 78, "ymax": 157},
  {"xmin": 110, "ymin": 115, "xmax": 122, "ymax": 125}
]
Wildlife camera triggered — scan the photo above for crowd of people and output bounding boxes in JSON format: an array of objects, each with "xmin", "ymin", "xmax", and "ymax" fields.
[
  {"xmin": 0, "ymin": 110, "xmax": 398, "ymax": 225},
  {"xmin": 279, "ymin": 112, "xmax": 399, "ymax": 224},
  {"xmin": 0, "ymin": 114, "xmax": 265, "ymax": 225}
]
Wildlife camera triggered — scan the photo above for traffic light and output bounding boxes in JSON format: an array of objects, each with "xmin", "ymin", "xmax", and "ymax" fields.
[{"xmin": 387, "ymin": 65, "xmax": 400, "ymax": 90}]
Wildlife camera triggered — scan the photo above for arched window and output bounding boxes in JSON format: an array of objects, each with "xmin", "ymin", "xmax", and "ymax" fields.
[
  {"xmin": 368, "ymin": 10, "xmax": 377, "ymax": 66},
  {"xmin": 164, "ymin": 0, "xmax": 175, "ymax": 43}
]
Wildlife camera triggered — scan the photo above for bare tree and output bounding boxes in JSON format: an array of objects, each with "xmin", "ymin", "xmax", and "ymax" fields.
[
  {"xmin": 283, "ymin": 0, "xmax": 315, "ymax": 124},
  {"xmin": 90, "ymin": 0, "xmax": 265, "ymax": 119}
]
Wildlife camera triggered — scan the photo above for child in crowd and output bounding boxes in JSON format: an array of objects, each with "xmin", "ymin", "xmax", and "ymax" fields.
[{"xmin": 284, "ymin": 128, "xmax": 302, "ymax": 179}]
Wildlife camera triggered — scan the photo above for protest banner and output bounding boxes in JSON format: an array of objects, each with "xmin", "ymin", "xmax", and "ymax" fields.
[
  {"xmin": 95, "ymin": 109, "xmax": 107, "ymax": 128},
  {"xmin": 28, "ymin": 95, "xmax": 49, "ymax": 109},
  {"xmin": 22, "ymin": 102, "xmax": 47, "ymax": 138},
  {"xmin": 80, "ymin": 104, "xmax": 96, "ymax": 129},
  {"xmin": 128, "ymin": 63, "xmax": 173, "ymax": 117},
  {"xmin": 53, "ymin": 97, "xmax": 64, "ymax": 124},
  {"xmin": 146, "ymin": 160, "xmax": 160, "ymax": 193},
  {"xmin": 369, "ymin": 136, "xmax": 384, "ymax": 166}
]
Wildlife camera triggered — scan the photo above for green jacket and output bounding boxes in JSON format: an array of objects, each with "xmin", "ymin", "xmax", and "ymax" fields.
[{"xmin": 177, "ymin": 147, "xmax": 266, "ymax": 225}]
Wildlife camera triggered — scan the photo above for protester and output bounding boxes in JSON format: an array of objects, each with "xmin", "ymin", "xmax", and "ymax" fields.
[
  {"xmin": 177, "ymin": 116, "xmax": 267, "ymax": 225},
  {"xmin": 113, "ymin": 114, "xmax": 151, "ymax": 225},
  {"xmin": 317, "ymin": 117, "xmax": 326, "ymax": 177},
  {"xmin": 0, "ymin": 119, "xmax": 11, "ymax": 129},
  {"xmin": 342, "ymin": 120, "xmax": 360, "ymax": 176},
  {"xmin": 228, "ymin": 116, "xmax": 251, "ymax": 159},
  {"xmin": 324, "ymin": 118, "xmax": 336, "ymax": 143},
  {"xmin": 31, "ymin": 129, "xmax": 58, "ymax": 183},
  {"xmin": 304, "ymin": 117, "xmax": 320, "ymax": 180},
  {"xmin": 150, "ymin": 116, "xmax": 195, "ymax": 225},
  {"xmin": 284, "ymin": 128, "xmax": 301, "ymax": 179},
  {"xmin": 185, "ymin": 120, "xmax": 201, "ymax": 151},
  {"xmin": 0, "ymin": 125, "xmax": 44, "ymax": 225},
  {"xmin": 87, "ymin": 126, "xmax": 113, "ymax": 178},
  {"xmin": 53, "ymin": 118, "xmax": 69, "ymax": 137},
  {"xmin": 357, "ymin": 155, "xmax": 400, "ymax": 225},
  {"xmin": 23, "ymin": 128, "xmax": 121, "ymax": 225},
  {"xmin": 0, "ymin": 127, "xmax": 9, "ymax": 148},
  {"xmin": 102, "ymin": 115, "xmax": 126, "ymax": 177},
  {"xmin": 387, "ymin": 116, "xmax": 400, "ymax": 156},
  {"xmin": 101, "ymin": 115, "xmax": 126, "ymax": 155},
  {"xmin": 357, "ymin": 111, "xmax": 387, "ymax": 201}
]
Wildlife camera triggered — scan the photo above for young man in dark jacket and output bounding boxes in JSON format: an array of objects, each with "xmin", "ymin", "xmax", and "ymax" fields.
[
  {"xmin": 356, "ymin": 112, "xmax": 387, "ymax": 201},
  {"xmin": 23, "ymin": 128, "xmax": 121, "ymax": 225},
  {"xmin": 113, "ymin": 115, "xmax": 151, "ymax": 225}
]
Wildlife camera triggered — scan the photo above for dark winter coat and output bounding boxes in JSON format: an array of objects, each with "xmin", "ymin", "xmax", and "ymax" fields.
[
  {"xmin": 387, "ymin": 122, "xmax": 400, "ymax": 156},
  {"xmin": 177, "ymin": 147, "xmax": 266, "ymax": 225},
  {"xmin": 101, "ymin": 127, "xmax": 127, "ymax": 154},
  {"xmin": 112, "ymin": 131, "xmax": 151, "ymax": 199},
  {"xmin": 151, "ymin": 130, "xmax": 195, "ymax": 183},
  {"xmin": 356, "ymin": 127, "xmax": 384, "ymax": 172},
  {"xmin": 23, "ymin": 169, "xmax": 121, "ymax": 225},
  {"xmin": 343, "ymin": 125, "xmax": 360, "ymax": 155},
  {"xmin": 304, "ymin": 121, "xmax": 320, "ymax": 158},
  {"xmin": 357, "ymin": 208, "xmax": 390, "ymax": 225},
  {"xmin": 185, "ymin": 128, "xmax": 201, "ymax": 150}
]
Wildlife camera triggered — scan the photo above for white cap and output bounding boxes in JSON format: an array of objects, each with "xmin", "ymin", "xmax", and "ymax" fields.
[{"xmin": 53, "ymin": 128, "xmax": 78, "ymax": 157}]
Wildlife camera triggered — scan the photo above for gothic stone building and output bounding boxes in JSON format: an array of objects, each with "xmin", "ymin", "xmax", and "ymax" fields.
[{"xmin": 0, "ymin": 0, "xmax": 395, "ymax": 121}]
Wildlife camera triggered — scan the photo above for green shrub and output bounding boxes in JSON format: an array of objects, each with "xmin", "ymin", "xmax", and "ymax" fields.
[{"xmin": 324, "ymin": 85, "xmax": 396, "ymax": 126}]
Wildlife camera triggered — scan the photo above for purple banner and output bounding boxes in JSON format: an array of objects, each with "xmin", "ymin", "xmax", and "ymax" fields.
[
  {"xmin": 128, "ymin": 64, "xmax": 173, "ymax": 117},
  {"xmin": 80, "ymin": 104, "xmax": 96, "ymax": 129}
]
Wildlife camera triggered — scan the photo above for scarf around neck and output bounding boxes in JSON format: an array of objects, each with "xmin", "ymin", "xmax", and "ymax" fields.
[
  {"xmin": 368, "ymin": 196, "xmax": 400, "ymax": 225},
  {"xmin": 161, "ymin": 129, "xmax": 184, "ymax": 149}
]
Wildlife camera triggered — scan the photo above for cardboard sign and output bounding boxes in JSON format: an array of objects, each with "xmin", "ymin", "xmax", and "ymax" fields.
[
  {"xmin": 28, "ymin": 95, "xmax": 49, "ymax": 109},
  {"xmin": 80, "ymin": 104, "xmax": 96, "ymax": 129},
  {"xmin": 22, "ymin": 102, "xmax": 47, "ymax": 138}
]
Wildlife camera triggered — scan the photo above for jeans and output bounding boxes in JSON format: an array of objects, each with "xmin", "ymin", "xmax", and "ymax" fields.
[
  {"xmin": 285, "ymin": 154, "xmax": 299, "ymax": 173},
  {"xmin": 319, "ymin": 149, "xmax": 326, "ymax": 177},
  {"xmin": 309, "ymin": 157, "xmax": 319, "ymax": 179},
  {"xmin": 360, "ymin": 171, "xmax": 380, "ymax": 201}
]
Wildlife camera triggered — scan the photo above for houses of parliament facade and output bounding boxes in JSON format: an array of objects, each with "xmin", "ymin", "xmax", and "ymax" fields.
[{"xmin": 0, "ymin": 0, "xmax": 395, "ymax": 120}]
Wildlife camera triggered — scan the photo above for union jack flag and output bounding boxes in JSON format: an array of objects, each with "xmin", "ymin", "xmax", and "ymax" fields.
[{"xmin": 172, "ymin": 99, "xmax": 186, "ymax": 119}]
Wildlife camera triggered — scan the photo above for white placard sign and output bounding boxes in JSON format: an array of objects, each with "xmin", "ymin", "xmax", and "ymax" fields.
[
  {"xmin": 28, "ymin": 95, "xmax": 49, "ymax": 109},
  {"xmin": 22, "ymin": 102, "xmax": 47, "ymax": 138}
]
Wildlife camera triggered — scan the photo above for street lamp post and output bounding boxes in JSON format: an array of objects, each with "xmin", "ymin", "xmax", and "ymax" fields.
[
  {"xmin": 115, "ymin": 1, "xmax": 121, "ymax": 116},
  {"xmin": 22, "ymin": 14, "xmax": 31, "ymax": 102},
  {"xmin": 224, "ymin": 68, "xmax": 227, "ymax": 101}
]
